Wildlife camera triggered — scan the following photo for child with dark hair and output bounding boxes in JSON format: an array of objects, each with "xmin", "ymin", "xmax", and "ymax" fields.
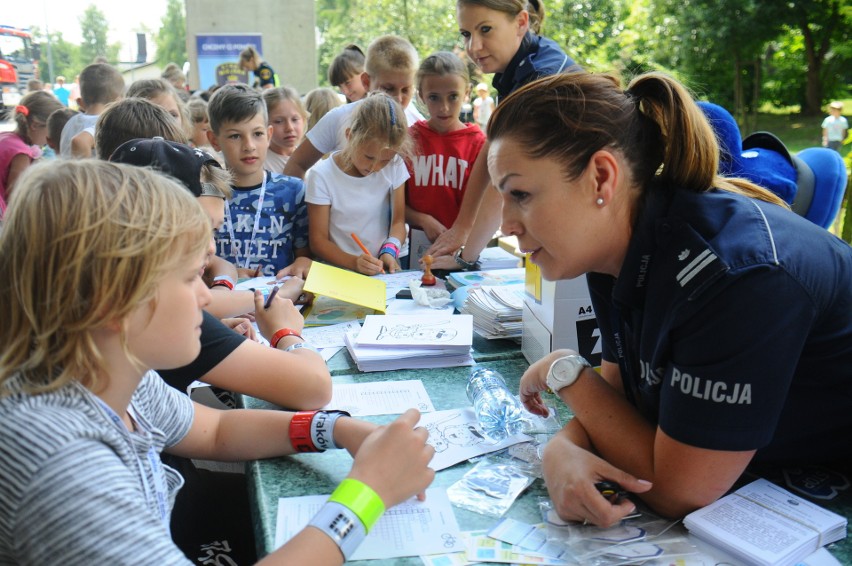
[
  {"xmin": 46, "ymin": 107, "xmax": 78, "ymax": 155},
  {"xmin": 207, "ymin": 84, "xmax": 311, "ymax": 279},
  {"xmin": 328, "ymin": 44, "xmax": 367, "ymax": 102}
]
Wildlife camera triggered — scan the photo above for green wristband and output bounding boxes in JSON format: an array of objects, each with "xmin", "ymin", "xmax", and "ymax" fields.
[{"xmin": 328, "ymin": 478, "xmax": 386, "ymax": 532}]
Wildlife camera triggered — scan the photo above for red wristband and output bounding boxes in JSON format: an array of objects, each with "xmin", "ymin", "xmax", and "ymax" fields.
[
  {"xmin": 211, "ymin": 276, "xmax": 235, "ymax": 290},
  {"xmin": 290, "ymin": 410, "xmax": 321, "ymax": 452},
  {"xmin": 270, "ymin": 328, "xmax": 303, "ymax": 349}
]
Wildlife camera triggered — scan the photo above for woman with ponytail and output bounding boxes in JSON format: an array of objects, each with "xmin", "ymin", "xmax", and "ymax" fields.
[
  {"xmin": 490, "ymin": 72, "xmax": 852, "ymax": 524},
  {"xmin": 425, "ymin": 0, "xmax": 581, "ymax": 268}
]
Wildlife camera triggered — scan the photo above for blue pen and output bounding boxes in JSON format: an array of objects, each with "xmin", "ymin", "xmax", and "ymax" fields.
[{"xmin": 264, "ymin": 285, "xmax": 280, "ymax": 309}]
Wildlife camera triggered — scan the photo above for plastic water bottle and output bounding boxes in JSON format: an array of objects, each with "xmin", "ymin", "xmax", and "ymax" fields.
[{"xmin": 466, "ymin": 366, "xmax": 525, "ymax": 442}]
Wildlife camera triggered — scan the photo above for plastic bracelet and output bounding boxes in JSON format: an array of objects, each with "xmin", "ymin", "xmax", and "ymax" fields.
[
  {"xmin": 379, "ymin": 245, "xmax": 399, "ymax": 259},
  {"xmin": 284, "ymin": 342, "xmax": 319, "ymax": 354},
  {"xmin": 289, "ymin": 410, "xmax": 321, "ymax": 452},
  {"xmin": 328, "ymin": 478, "xmax": 385, "ymax": 533},
  {"xmin": 381, "ymin": 242, "xmax": 400, "ymax": 254},
  {"xmin": 212, "ymin": 275, "xmax": 236, "ymax": 290},
  {"xmin": 270, "ymin": 328, "xmax": 303, "ymax": 349},
  {"xmin": 310, "ymin": 410, "xmax": 350, "ymax": 451},
  {"xmin": 383, "ymin": 236, "xmax": 402, "ymax": 249},
  {"xmin": 308, "ymin": 501, "xmax": 366, "ymax": 560}
]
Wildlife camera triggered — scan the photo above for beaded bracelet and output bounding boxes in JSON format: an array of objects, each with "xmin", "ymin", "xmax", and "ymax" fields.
[{"xmin": 328, "ymin": 478, "xmax": 386, "ymax": 533}]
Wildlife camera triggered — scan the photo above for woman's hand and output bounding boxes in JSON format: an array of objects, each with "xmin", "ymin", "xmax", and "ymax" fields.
[
  {"xmin": 347, "ymin": 409, "xmax": 435, "ymax": 507},
  {"xmin": 220, "ymin": 317, "xmax": 257, "ymax": 340},
  {"xmin": 518, "ymin": 349, "xmax": 576, "ymax": 417},
  {"xmin": 253, "ymin": 289, "xmax": 305, "ymax": 340},
  {"xmin": 420, "ymin": 215, "xmax": 448, "ymax": 243},
  {"xmin": 542, "ymin": 431, "xmax": 652, "ymax": 528},
  {"xmin": 425, "ymin": 225, "xmax": 468, "ymax": 258},
  {"xmin": 421, "ymin": 253, "xmax": 459, "ymax": 272}
]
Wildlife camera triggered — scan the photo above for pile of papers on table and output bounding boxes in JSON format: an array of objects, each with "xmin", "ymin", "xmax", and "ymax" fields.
[
  {"xmin": 477, "ymin": 246, "xmax": 522, "ymax": 269},
  {"xmin": 446, "ymin": 267, "xmax": 526, "ymax": 291},
  {"xmin": 460, "ymin": 284, "xmax": 525, "ymax": 339},
  {"xmin": 345, "ymin": 314, "xmax": 474, "ymax": 372}
]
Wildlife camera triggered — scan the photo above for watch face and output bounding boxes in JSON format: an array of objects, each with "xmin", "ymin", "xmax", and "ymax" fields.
[{"xmin": 553, "ymin": 357, "xmax": 578, "ymax": 382}]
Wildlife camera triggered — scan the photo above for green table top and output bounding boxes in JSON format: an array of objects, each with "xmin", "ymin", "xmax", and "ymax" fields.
[{"xmin": 240, "ymin": 357, "xmax": 852, "ymax": 564}]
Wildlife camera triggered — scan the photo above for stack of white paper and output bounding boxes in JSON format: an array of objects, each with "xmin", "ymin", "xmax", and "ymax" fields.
[
  {"xmin": 461, "ymin": 284, "xmax": 525, "ymax": 339},
  {"xmin": 345, "ymin": 314, "xmax": 474, "ymax": 371},
  {"xmin": 683, "ymin": 478, "xmax": 847, "ymax": 566},
  {"xmin": 477, "ymin": 246, "xmax": 522, "ymax": 270}
]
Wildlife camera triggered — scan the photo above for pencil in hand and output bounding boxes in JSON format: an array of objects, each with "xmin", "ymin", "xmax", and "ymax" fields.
[
  {"xmin": 350, "ymin": 232, "xmax": 384, "ymax": 274},
  {"xmin": 263, "ymin": 285, "xmax": 280, "ymax": 309}
]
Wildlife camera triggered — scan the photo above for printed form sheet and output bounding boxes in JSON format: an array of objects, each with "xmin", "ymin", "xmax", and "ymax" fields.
[
  {"xmin": 275, "ymin": 488, "xmax": 465, "ymax": 560},
  {"xmin": 322, "ymin": 380, "xmax": 435, "ymax": 416}
]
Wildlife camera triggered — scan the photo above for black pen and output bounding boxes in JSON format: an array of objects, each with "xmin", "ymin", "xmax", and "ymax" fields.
[
  {"xmin": 595, "ymin": 481, "xmax": 628, "ymax": 503},
  {"xmin": 263, "ymin": 285, "xmax": 280, "ymax": 309}
]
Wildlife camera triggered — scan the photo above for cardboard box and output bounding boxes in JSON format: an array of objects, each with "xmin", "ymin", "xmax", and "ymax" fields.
[{"xmin": 521, "ymin": 261, "xmax": 602, "ymax": 366}]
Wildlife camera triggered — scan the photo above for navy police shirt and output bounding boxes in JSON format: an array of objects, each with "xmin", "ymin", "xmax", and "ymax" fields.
[
  {"xmin": 492, "ymin": 32, "xmax": 581, "ymax": 101},
  {"xmin": 588, "ymin": 187, "xmax": 852, "ymax": 465}
]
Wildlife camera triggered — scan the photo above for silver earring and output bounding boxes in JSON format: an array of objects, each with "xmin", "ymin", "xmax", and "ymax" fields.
[{"xmin": 596, "ymin": 198, "xmax": 604, "ymax": 206}]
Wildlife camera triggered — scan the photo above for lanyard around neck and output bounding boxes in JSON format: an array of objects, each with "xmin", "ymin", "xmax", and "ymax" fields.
[
  {"xmin": 225, "ymin": 172, "xmax": 268, "ymax": 270},
  {"xmin": 95, "ymin": 397, "xmax": 170, "ymax": 530}
]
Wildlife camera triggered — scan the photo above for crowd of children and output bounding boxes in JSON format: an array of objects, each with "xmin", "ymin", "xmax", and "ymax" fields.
[{"xmin": 3, "ymin": 0, "xmax": 848, "ymax": 563}]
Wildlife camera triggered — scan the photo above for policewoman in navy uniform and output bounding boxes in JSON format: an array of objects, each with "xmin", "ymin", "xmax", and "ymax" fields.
[
  {"xmin": 239, "ymin": 46, "xmax": 280, "ymax": 90},
  {"xmin": 487, "ymin": 72, "xmax": 852, "ymax": 526},
  {"xmin": 425, "ymin": 0, "xmax": 582, "ymax": 267}
]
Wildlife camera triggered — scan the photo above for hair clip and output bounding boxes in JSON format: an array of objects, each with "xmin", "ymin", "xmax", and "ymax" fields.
[
  {"xmin": 15, "ymin": 105, "xmax": 29, "ymax": 116},
  {"xmin": 387, "ymin": 97, "xmax": 397, "ymax": 127}
]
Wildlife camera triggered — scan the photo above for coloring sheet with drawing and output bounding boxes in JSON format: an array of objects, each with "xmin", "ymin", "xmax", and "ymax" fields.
[
  {"xmin": 356, "ymin": 314, "xmax": 473, "ymax": 350},
  {"xmin": 419, "ymin": 408, "xmax": 532, "ymax": 471}
]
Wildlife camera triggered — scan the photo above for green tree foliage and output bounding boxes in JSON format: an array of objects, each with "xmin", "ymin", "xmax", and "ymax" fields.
[
  {"xmin": 773, "ymin": 0, "xmax": 851, "ymax": 115},
  {"xmin": 28, "ymin": 26, "xmax": 83, "ymax": 85},
  {"xmin": 316, "ymin": 0, "xmax": 459, "ymax": 85},
  {"xmin": 79, "ymin": 4, "xmax": 119, "ymax": 64},
  {"xmin": 155, "ymin": 0, "xmax": 188, "ymax": 66}
]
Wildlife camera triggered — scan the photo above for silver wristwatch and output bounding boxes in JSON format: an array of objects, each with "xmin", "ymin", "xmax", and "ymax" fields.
[
  {"xmin": 453, "ymin": 246, "xmax": 480, "ymax": 271},
  {"xmin": 546, "ymin": 354, "xmax": 591, "ymax": 393}
]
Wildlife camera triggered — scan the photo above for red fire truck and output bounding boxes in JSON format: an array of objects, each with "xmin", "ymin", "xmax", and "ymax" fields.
[{"xmin": 0, "ymin": 25, "xmax": 40, "ymax": 117}]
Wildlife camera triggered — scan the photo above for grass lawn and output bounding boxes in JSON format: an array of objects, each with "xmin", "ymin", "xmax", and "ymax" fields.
[{"xmin": 748, "ymin": 101, "xmax": 851, "ymax": 240}]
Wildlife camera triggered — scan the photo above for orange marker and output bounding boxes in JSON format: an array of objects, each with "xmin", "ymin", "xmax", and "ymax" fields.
[{"xmin": 350, "ymin": 233, "xmax": 384, "ymax": 274}]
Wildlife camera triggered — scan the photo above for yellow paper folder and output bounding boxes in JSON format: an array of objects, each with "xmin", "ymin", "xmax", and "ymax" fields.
[{"xmin": 304, "ymin": 262, "xmax": 387, "ymax": 313}]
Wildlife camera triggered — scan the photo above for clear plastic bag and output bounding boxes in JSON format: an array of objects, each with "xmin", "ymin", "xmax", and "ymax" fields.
[
  {"xmin": 447, "ymin": 456, "xmax": 536, "ymax": 517},
  {"xmin": 538, "ymin": 498, "xmax": 686, "ymax": 564}
]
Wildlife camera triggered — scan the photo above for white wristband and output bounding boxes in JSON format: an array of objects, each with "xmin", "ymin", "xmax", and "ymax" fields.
[
  {"xmin": 284, "ymin": 341, "xmax": 318, "ymax": 354},
  {"xmin": 311, "ymin": 410, "xmax": 349, "ymax": 451},
  {"xmin": 308, "ymin": 501, "xmax": 366, "ymax": 560}
]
